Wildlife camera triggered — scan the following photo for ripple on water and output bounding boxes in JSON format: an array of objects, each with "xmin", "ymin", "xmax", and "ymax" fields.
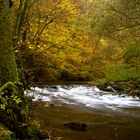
[{"xmin": 27, "ymin": 85, "xmax": 140, "ymax": 116}]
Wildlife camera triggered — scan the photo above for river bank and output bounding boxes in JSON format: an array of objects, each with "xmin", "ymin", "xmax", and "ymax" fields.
[{"xmin": 97, "ymin": 80, "xmax": 140, "ymax": 97}]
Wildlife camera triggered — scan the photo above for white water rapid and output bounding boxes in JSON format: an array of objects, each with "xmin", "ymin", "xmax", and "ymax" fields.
[{"xmin": 26, "ymin": 85, "xmax": 140, "ymax": 114}]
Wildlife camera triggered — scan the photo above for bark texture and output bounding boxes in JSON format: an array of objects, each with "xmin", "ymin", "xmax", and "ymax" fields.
[{"xmin": 0, "ymin": 0, "xmax": 19, "ymax": 86}]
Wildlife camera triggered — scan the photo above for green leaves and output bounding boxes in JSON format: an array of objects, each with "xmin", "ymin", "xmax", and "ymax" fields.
[
  {"xmin": 0, "ymin": 82, "xmax": 22, "ymax": 111},
  {"xmin": 0, "ymin": 82, "xmax": 29, "ymax": 129}
]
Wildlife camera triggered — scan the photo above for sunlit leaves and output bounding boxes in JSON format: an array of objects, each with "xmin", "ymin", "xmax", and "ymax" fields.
[{"xmin": 15, "ymin": 0, "xmax": 140, "ymax": 82}]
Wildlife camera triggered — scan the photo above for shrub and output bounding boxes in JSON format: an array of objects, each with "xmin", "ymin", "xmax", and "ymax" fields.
[{"xmin": 105, "ymin": 64, "xmax": 140, "ymax": 82}]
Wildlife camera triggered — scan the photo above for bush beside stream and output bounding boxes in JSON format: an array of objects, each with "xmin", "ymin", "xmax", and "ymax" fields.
[{"xmin": 0, "ymin": 82, "xmax": 48, "ymax": 140}]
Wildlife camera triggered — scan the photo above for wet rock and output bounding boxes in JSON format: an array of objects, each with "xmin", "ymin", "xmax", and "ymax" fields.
[
  {"xmin": 44, "ymin": 102, "xmax": 55, "ymax": 107},
  {"xmin": 61, "ymin": 85, "xmax": 71, "ymax": 90},
  {"xmin": 97, "ymin": 80, "xmax": 140, "ymax": 98},
  {"xmin": 108, "ymin": 80, "xmax": 140, "ymax": 97},
  {"xmin": 64, "ymin": 122, "xmax": 87, "ymax": 131},
  {"xmin": 97, "ymin": 84, "xmax": 115, "ymax": 92},
  {"xmin": 130, "ymin": 90, "xmax": 140, "ymax": 98},
  {"xmin": 49, "ymin": 86, "xmax": 58, "ymax": 91}
]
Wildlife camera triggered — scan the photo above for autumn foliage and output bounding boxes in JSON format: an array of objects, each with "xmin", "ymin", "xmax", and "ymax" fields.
[{"xmin": 13, "ymin": 0, "xmax": 140, "ymax": 84}]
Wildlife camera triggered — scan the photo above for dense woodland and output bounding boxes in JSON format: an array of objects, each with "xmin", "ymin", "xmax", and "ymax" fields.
[
  {"xmin": 15, "ymin": 0, "xmax": 140, "ymax": 85},
  {"xmin": 14, "ymin": 0, "xmax": 140, "ymax": 84},
  {"xmin": 0, "ymin": 0, "xmax": 140, "ymax": 139},
  {"xmin": 1, "ymin": 0, "xmax": 140, "ymax": 85}
]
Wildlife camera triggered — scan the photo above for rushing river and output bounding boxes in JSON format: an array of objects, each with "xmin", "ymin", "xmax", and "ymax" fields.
[{"xmin": 27, "ymin": 85, "xmax": 140, "ymax": 140}]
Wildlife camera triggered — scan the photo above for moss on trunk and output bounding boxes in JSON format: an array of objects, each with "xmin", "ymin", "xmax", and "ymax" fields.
[{"xmin": 0, "ymin": 0, "xmax": 19, "ymax": 86}]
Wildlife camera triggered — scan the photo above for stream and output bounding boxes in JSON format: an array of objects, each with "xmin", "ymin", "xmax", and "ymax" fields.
[{"xmin": 27, "ymin": 85, "xmax": 140, "ymax": 140}]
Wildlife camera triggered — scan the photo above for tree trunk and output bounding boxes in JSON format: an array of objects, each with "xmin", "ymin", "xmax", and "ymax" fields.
[{"xmin": 0, "ymin": 0, "xmax": 19, "ymax": 86}]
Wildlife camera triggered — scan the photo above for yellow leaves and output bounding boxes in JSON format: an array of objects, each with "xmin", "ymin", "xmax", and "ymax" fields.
[
  {"xmin": 39, "ymin": 19, "xmax": 45, "ymax": 23},
  {"xmin": 18, "ymin": 0, "xmax": 98, "ymax": 81},
  {"xmin": 100, "ymin": 38, "xmax": 108, "ymax": 46},
  {"xmin": 58, "ymin": 0, "xmax": 75, "ymax": 10}
]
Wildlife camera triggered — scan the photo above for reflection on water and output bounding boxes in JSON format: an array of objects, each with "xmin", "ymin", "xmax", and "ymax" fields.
[
  {"xmin": 27, "ymin": 85, "xmax": 140, "ymax": 140},
  {"xmin": 35, "ymin": 102, "xmax": 140, "ymax": 140}
]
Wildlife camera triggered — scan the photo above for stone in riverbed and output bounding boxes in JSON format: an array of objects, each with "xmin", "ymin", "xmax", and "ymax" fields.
[
  {"xmin": 97, "ymin": 84, "xmax": 115, "ymax": 92},
  {"xmin": 64, "ymin": 122, "xmax": 87, "ymax": 131}
]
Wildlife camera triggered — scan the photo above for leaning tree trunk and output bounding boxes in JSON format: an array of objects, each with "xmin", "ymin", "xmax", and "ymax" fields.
[{"xmin": 0, "ymin": 0, "xmax": 19, "ymax": 86}]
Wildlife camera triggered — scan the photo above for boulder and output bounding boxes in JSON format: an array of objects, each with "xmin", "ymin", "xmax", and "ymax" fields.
[
  {"xmin": 64, "ymin": 122, "xmax": 87, "ymax": 131},
  {"xmin": 97, "ymin": 84, "xmax": 115, "ymax": 92}
]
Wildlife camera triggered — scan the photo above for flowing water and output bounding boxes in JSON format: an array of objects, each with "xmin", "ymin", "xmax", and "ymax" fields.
[{"xmin": 27, "ymin": 85, "xmax": 140, "ymax": 140}]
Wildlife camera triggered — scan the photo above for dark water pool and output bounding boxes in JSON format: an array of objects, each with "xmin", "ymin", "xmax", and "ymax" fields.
[{"xmin": 35, "ymin": 102, "xmax": 140, "ymax": 140}]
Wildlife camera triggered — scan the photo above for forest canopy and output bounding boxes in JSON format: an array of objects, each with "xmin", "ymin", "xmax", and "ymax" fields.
[{"xmin": 2, "ymin": 0, "xmax": 140, "ymax": 84}]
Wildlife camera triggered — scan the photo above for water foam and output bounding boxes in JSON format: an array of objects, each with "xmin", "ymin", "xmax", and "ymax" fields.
[{"xmin": 27, "ymin": 85, "xmax": 140, "ymax": 111}]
